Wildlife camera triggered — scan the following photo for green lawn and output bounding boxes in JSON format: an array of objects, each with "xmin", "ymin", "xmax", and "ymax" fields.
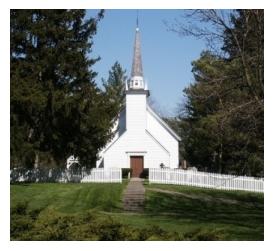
[
  {"xmin": 10, "ymin": 181, "xmax": 264, "ymax": 241},
  {"xmin": 11, "ymin": 182, "xmax": 126, "ymax": 213}
]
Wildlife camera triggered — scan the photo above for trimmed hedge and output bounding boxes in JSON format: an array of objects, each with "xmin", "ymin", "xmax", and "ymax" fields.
[
  {"xmin": 11, "ymin": 203, "xmax": 199, "ymax": 241},
  {"xmin": 121, "ymin": 168, "xmax": 149, "ymax": 179}
]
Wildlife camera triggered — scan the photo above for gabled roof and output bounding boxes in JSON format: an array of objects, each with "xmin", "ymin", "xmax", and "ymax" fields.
[
  {"xmin": 145, "ymin": 129, "xmax": 170, "ymax": 154},
  {"xmin": 147, "ymin": 105, "xmax": 182, "ymax": 141}
]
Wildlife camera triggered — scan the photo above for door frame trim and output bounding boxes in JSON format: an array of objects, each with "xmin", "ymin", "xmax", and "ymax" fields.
[{"xmin": 125, "ymin": 151, "xmax": 147, "ymax": 169}]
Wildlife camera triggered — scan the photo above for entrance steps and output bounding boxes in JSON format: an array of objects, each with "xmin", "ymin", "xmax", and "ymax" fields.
[{"xmin": 123, "ymin": 178, "xmax": 145, "ymax": 212}]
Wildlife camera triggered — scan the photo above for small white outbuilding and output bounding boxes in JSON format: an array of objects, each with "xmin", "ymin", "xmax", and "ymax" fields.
[{"xmin": 96, "ymin": 25, "xmax": 181, "ymax": 177}]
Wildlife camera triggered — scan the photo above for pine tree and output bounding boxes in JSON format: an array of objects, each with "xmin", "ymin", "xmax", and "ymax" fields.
[
  {"xmin": 10, "ymin": 9, "xmax": 115, "ymax": 169},
  {"xmin": 174, "ymin": 10, "xmax": 263, "ymax": 176},
  {"xmin": 102, "ymin": 61, "xmax": 127, "ymax": 118}
]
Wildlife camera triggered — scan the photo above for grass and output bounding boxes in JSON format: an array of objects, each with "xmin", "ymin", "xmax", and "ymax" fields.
[
  {"xmin": 143, "ymin": 183, "xmax": 264, "ymax": 240},
  {"xmin": 10, "ymin": 181, "xmax": 264, "ymax": 241},
  {"xmin": 11, "ymin": 182, "xmax": 126, "ymax": 213}
]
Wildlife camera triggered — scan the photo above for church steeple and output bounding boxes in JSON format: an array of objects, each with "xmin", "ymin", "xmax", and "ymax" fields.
[
  {"xmin": 128, "ymin": 15, "xmax": 145, "ymax": 90},
  {"xmin": 131, "ymin": 21, "xmax": 143, "ymax": 78}
]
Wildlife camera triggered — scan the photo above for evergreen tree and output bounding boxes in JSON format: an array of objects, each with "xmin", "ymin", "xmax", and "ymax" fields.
[
  {"xmin": 174, "ymin": 10, "xmax": 263, "ymax": 176},
  {"xmin": 102, "ymin": 61, "xmax": 127, "ymax": 116},
  {"xmin": 11, "ymin": 9, "xmax": 115, "ymax": 169}
]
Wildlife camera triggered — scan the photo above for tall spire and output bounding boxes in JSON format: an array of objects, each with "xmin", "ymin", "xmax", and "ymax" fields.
[
  {"xmin": 128, "ymin": 12, "xmax": 149, "ymax": 95},
  {"xmin": 131, "ymin": 15, "xmax": 143, "ymax": 78},
  {"xmin": 136, "ymin": 10, "xmax": 139, "ymax": 28}
]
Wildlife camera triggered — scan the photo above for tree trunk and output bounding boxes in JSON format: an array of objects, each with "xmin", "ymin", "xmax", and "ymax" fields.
[
  {"xmin": 34, "ymin": 152, "xmax": 39, "ymax": 169},
  {"xmin": 28, "ymin": 128, "xmax": 34, "ymax": 141},
  {"xmin": 217, "ymin": 143, "xmax": 223, "ymax": 173}
]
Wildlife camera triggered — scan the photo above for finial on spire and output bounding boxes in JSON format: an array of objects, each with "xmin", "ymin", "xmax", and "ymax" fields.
[{"xmin": 136, "ymin": 10, "xmax": 139, "ymax": 31}]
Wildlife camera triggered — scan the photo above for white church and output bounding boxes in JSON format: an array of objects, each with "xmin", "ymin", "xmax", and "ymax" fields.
[{"xmin": 95, "ymin": 24, "xmax": 181, "ymax": 177}]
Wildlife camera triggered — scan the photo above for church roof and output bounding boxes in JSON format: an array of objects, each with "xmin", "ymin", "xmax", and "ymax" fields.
[
  {"xmin": 131, "ymin": 27, "xmax": 143, "ymax": 77},
  {"xmin": 147, "ymin": 105, "xmax": 182, "ymax": 141},
  {"xmin": 102, "ymin": 105, "xmax": 181, "ymax": 155}
]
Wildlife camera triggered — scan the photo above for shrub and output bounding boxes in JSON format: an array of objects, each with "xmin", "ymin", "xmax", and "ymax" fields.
[
  {"xmin": 141, "ymin": 168, "xmax": 149, "ymax": 179},
  {"xmin": 10, "ymin": 207, "xmax": 190, "ymax": 241},
  {"xmin": 10, "ymin": 214, "xmax": 34, "ymax": 240},
  {"xmin": 121, "ymin": 168, "xmax": 130, "ymax": 179},
  {"xmin": 11, "ymin": 201, "xmax": 28, "ymax": 215},
  {"xmin": 183, "ymin": 228, "xmax": 224, "ymax": 241}
]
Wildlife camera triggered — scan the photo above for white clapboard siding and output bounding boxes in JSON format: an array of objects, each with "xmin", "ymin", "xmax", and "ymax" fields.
[
  {"xmin": 149, "ymin": 168, "xmax": 263, "ymax": 193},
  {"xmin": 98, "ymin": 93, "xmax": 180, "ymax": 170},
  {"xmin": 81, "ymin": 168, "xmax": 122, "ymax": 183},
  {"xmin": 146, "ymin": 106, "xmax": 179, "ymax": 169}
]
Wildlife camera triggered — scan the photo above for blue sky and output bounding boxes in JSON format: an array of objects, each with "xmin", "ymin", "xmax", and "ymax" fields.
[{"xmin": 86, "ymin": 9, "xmax": 206, "ymax": 116}]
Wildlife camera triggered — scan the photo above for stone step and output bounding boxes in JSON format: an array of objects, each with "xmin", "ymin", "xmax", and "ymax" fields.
[
  {"xmin": 124, "ymin": 203, "xmax": 144, "ymax": 208},
  {"xmin": 125, "ymin": 187, "xmax": 144, "ymax": 189},
  {"xmin": 124, "ymin": 200, "xmax": 144, "ymax": 204},
  {"xmin": 125, "ymin": 188, "xmax": 145, "ymax": 190},
  {"xmin": 122, "ymin": 179, "xmax": 145, "ymax": 212},
  {"xmin": 123, "ymin": 199, "xmax": 144, "ymax": 202},
  {"xmin": 124, "ymin": 201, "xmax": 143, "ymax": 205},
  {"xmin": 124, "ymin": 193, "xmax": 144, "ymax": 195},
  {"xmin": 124, "ymin": 191, "xmax": 144, "ymax": 194},
  {"xmin": 124, "ymin": 201, "xmax": 144, "ymax": 205},
  {"xmin": 124, "ymin": 187, "xmax": 145, "ymax": 189},
  {"xmin": 123, "ymin": 194, "xmax": 145, "ymax": 198},
  {"xmin": 123, "ymin": 198, "xmax": 144, "ymax": 202},
  {"xmin": 127, "ymin": 188, "xmax": 145, "ymax": 190},
  {"xmin": 123, "ymin": 197, "xmax": 144, "ymax": 201}
]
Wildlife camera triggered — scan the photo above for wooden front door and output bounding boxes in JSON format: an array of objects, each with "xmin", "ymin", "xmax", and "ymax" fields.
[{"xmin": 130, "ymin": 156, "xmax": 144, "ymax": 178}]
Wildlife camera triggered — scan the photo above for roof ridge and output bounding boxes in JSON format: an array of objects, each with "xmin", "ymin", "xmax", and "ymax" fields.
[{"xmin": 146, "ymin": 104, "xmax": 181, "ymax": 141}]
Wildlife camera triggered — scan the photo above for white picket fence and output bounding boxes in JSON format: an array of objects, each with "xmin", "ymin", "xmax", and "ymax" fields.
[
  {"xmin": 10, "ymin": 168, "xmax": 122, "ymax": 183},
  {"xmin": 81, "ymin": 168, "xmax": 122, "ymax": 183},
  {"xmin": 149, "ymin": 168, "xmax": 264, "ymax": 193}
]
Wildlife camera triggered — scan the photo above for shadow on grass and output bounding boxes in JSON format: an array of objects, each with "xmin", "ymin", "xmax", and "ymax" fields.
[
  {"xmin": 11, "ymin": 182, "xmax": 128, "ymax": 214},
  {"xmin": 144, "ymin": 189, "xmax": 264, "ymax": 230}
]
